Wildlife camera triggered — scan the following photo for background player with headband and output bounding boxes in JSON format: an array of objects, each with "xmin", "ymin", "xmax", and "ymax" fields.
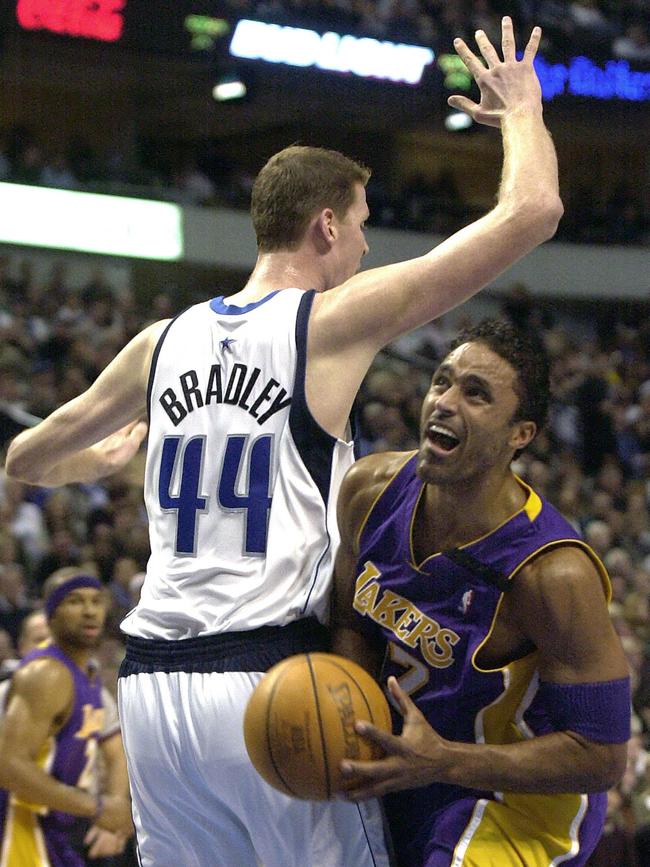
[
  {"xmin": 331, "ymin": 320, "xmax": 630, "ymax": 867},
  {"xmin": 5, "ymin": 19, "xmax": 563, "ymax": 867},
  {"xmin": 0, "ymin": 569, "xmax": 133, "ymax": 866}
]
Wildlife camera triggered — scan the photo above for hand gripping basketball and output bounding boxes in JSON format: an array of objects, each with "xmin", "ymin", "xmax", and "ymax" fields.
[{"xmin": 243, "ymin": 653, "xmax": 392, "ymax": 801}]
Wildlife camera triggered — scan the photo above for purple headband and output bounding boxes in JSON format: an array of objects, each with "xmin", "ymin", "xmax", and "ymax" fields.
[{"xmin": 45, "ymin": 575, "xmax": 103, "ymax": 620}]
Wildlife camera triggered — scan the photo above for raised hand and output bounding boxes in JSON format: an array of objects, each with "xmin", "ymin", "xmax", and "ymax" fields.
[
  {"xmin": 337, "ymin": 676, "xmax": 448, "ymax": 800},
  {"xmin": 448, "ymin": 17, "xmax": 543, "ymax": 128}
]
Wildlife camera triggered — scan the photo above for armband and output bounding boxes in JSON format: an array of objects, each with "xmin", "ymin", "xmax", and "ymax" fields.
[{"xmin": 538, "ymin": 677, "xmax": 631, "ymax": 744}]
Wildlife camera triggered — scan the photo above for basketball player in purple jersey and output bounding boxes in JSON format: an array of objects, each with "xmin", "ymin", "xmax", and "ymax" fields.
[
  {"xmin": 0, "ymin": 569, "xmax": 133, "ymax": 866},
  {"xmin": 331, "ymin": 320, "xmax": 631, "ymax": 867},
  {"xmin": 6, "ymin": 21, "xmax": 563, "ymax": 867}
]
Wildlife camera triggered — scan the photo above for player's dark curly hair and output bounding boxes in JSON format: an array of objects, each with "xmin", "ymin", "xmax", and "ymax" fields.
[{"xmin": 449, "ymin": 318, "xmax": 550, "ymax": 433}]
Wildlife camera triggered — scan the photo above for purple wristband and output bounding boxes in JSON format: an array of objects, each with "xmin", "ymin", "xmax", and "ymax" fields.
[{"xmin": 538, "ymin": 677, "xmax": 631, "ymax": 744}]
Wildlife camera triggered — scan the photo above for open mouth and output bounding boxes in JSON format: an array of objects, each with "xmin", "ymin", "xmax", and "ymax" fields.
[{"xmin": 427, "ymin": 424, "xmax": 461, "ymax": 453}]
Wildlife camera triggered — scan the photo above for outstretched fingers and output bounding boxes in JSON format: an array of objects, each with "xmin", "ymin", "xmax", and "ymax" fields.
[
  {"xmin": 354, "ymin": 719, "xmax": 398, "ymax": 753},
  {"xmin": 523, "ymin": 25, "xmax": 542, "ymax": 63},
  {"xmin": 387, "ymin": 675, "xmax": 418, "ymax": 719},
  {"xmin": 501, "ymin": 16, "xmax": 516, "ymax": 62},
  {"xmin": 447, "ymin": 94, "xmax": 476, "ymax": 115},
  {"xmin": 474, "ymin": 29, "xmax": 500, "ymax": 68},
  {"xmin": 454, "ymin": 18, "xmax": 542, "ymax": 75},
  {"xmin": 452, "ymin": 36, "xmax": 486, "ymax": 81}
]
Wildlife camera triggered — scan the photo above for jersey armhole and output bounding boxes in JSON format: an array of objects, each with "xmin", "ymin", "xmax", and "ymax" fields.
[
  {"xmin": 146, "ymin": 312, "xmax": 185, "ymax": 420},
  {"xmin": 289, "ymin": 290, "xmax": 341, "ymax": 505}
]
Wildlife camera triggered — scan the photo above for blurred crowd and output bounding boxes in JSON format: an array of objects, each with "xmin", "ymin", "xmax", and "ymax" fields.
[
  {"xmin": 0, "ymin": 253, "xmax": 649, "ymax": 864},
  {"xmin": 226, "ymin": 0, "xmax": 650, "ymax": 62},
  {"xmin": 2, "ymin": 123, "xmax": 648, "ymax": 248}
]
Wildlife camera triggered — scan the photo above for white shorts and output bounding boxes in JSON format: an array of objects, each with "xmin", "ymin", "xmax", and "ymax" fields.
[{"xmin": 118, "ymin": 670, "xmax": 391, "ymax": 867}]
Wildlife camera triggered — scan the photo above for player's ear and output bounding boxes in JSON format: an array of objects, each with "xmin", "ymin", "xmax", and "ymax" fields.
[
  {"xmin": 510, "ymin": 420, "xmax": 536, "ymax": 451},
  {"xmin": 314, "ymin": 208, "xmax": 337, "ymax": 249}
]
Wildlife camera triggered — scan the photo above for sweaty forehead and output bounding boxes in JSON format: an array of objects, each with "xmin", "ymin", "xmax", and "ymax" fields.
[{"xmin": 441, "ymin": 342, "xmax": 516, "ymax": 388}]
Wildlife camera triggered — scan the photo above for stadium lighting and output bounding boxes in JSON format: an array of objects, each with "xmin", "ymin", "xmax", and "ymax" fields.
[
  {"xmin": 444, "ymin": 111, "xmax": 473, "ymax": 132},
  {"xmin": 534, "ymin": 55, "xmax": 650, "ymax": 102},
  {"xmin": 185, "ymin": 15, "xmax": 230, "ymax": 52},
  {"xmin": 16, "ymin": 0, "xmax": 126, "ymax": 42},
  {"xmin": 230, "ymin": 19, "xmax": 434, "ymax": 85},
  {"xmin": 0, "ymin": 183, "xmax": 183, "ymax": 260},
  {"xmin": 212, "ymin": 75, "xmax": 247, "ymax": 102}
]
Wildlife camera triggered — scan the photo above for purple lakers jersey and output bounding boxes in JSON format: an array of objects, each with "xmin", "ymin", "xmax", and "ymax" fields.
[
  {"xmin": 0, "ymin": 642, "xmax": 104, "ymax": 867},
  {"xmin": 353, "ymin": 455, "xmax": 612, "ymax": 867}
]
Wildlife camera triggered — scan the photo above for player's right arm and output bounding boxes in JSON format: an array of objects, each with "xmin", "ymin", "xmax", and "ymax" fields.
[
  {"xmin": 0, "ymin": 660, "xmax": 131, "ymax": 834},
  {"xmin": 331, "ymin": 453, "xmax": 409, "ymax": 678},
  {"xmin": 309, "ymin": 20, "xmax": 562, "ymax": 434},
  {"xmin": 319, "ymin": 19, "xmax": 561, "ymax": 349},
  {"xmin": 5, "ymin": 319, "xmax": 168, "ymax": 486}
]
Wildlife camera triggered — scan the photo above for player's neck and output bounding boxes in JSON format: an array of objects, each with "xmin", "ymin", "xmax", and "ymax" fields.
[
  {"xmin": 55, "ymin": 641, "xmax": 95, "ymax": 674},
  {"xmin": 422, "ymin": 470, "xmax": 526, "ymax": 549},
  {"xmin": 232, "ymin": 250, "xmax": 329, "ymax": 303}
]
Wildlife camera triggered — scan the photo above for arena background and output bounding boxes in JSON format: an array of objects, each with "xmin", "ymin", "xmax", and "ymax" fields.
[{"xmin": 0, "ymin": 2, "xmax": 649, "ymax": 864}]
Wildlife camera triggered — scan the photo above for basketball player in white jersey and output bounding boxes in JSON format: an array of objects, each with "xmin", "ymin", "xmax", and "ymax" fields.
[{"xmin": 6, "ymin": 20, "xmax": 562, "ymax": 866}]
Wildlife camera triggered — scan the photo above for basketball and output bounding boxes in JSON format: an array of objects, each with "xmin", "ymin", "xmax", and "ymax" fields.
[{"xmin": 243, "ymin": 652, "xmax": 392, "ymax": 800}]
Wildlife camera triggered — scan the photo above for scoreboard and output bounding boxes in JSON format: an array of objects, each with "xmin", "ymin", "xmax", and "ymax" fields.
[
  {"xmin": 15, "ymin": 0, "xmax": 126, "ymax": 42},
  {"xmin": 8, "ymin": 1, "xmax": 243, "ymax": 54}
]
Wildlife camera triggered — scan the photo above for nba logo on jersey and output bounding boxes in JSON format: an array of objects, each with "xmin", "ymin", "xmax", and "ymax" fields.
[{"xmin": 458, "ymin": 589, "xmax": 474, "ymax": 615}]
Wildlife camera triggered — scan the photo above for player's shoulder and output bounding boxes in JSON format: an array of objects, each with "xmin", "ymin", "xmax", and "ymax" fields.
[
  {"xmin": 518, "ymin": 544, "xmax": 606, "ymax": 597},
  {"xmin": 511, "ymin": 543, "xmax": 609, "ymax": 633},
  {"xmin": 120, "ymin": 318, "xmax": 171, "ymax": 363},
  {"xmin": 11, "ymin": 656, "xmax": 74, "ymax": 712},
  {"xmin": 343, "ymin": 450, "xmax": 415, "ymax": 491},
  {"xmin": 142, "ymin": 318, "xmax": 172, "ymax": 344},
  {"xmin": 338, "ymin": 450, "xmax": 415, "ymax": 531}
]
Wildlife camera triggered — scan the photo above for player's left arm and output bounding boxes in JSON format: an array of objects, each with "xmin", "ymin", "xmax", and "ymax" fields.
[
  {"xmin": 339, "ymin": 545, "xmax": 630, "ymax": 798},
  {"xmin": 84, "ymin": 731, "xmax": 133, "ymax": 859},
  {"xmin": 4, "ymin": 319, "xmax": 168, "ymax": 486}
]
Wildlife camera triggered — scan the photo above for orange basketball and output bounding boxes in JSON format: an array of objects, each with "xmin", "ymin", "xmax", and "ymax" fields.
[{"xmin": 243, "ymin": 652, "xmax": 392, "ymax": 800}]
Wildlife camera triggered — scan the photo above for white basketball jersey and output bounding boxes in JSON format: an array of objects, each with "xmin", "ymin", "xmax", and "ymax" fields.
[{"xmin": 121, "ymin": 289, "xmax": 355, "ymax": 639}]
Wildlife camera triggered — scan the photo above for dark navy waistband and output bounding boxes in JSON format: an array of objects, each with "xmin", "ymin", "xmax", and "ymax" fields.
[{"xmin": 119, "ymin": 617, "xmax": 330, "ymax": 676}]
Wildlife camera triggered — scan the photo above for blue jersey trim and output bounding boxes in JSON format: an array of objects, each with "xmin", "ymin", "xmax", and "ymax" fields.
[
  {"xmin": 146, "ymin": 314, "xmax": 183, "ymax": 421},
  {"xmin": 209, "ymin": 291, "xmax": 280, "ymax": 315},
  {"xmin": 289, "ymin": 290, "xmax": 337, "ymax": 506},
  {"xmin": 301, "ymin": 534, "xmax": 332, "ymax": 616}
]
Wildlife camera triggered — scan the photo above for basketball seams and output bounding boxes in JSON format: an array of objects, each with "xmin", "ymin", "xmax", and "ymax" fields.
[
  {"xmin": 266, "ymin": 666, "xmax": 301, "ymax": 798},
  {"xmin": 307, "ymin": 653, "xmax": 333, "ymax": 799}
]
